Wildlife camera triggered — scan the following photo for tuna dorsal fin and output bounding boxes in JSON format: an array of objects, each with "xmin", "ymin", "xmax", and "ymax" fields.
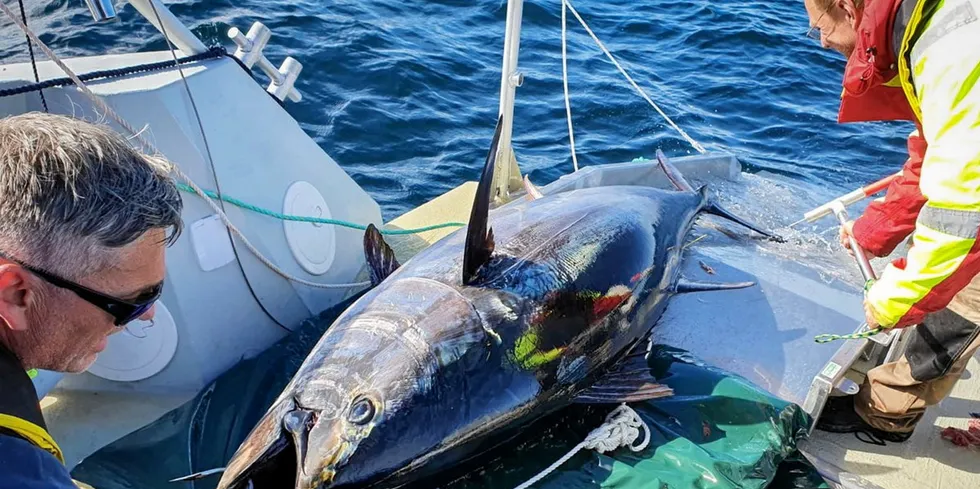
[
  {"xmin": 698, "ymin": 187, "xmax": 786, "ymax": 243},
  {"xmin": 674, "ymin": 277, "xmax": 755, "ymax": 294},
  {"xmin": 364, "ymin": 223, "xmax": 400, "ymax": 286},
  {"xmin": 462, "ymin": 114, "xmax": 504, "ymax": 284},
  {"xmin": 656, "ymin": 149, "xmax": 694, "ymax": 192},
  {"xmin": 574, "ymin": 351, "xmax": 673, "ymax": 404},
  {"xmin": 523, "ymin": 174, "xmax": 544, "ymax": 201}
]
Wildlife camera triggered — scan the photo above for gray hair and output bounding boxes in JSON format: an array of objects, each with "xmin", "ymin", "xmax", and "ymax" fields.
[{"xmin": 0, "ymin": 112, "xmax": 183, "ymax": 279}]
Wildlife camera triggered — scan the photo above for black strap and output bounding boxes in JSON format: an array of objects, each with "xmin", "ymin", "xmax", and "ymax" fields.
[
  {"xmin": 0, "ymin": 46, "xmax": 230, "ymax": 99},
  {"xmin": 16, "ymin": 0, "xmax": 47, "ymax": 112},
  {"xmin": 0, "ymin": 344, "xmax": 46, "ymax": 431},
  {"xmin": 892, "ymin": 0, "xmax": 916, "ymax": 60}
]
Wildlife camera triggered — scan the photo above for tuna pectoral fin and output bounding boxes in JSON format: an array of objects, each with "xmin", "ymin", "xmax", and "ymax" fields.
[
  {"xmin": 364, "ymin": 223, "xmax": 401, "ymax": 286},
  {"xmin": 575, "ymin": 354, "xmax": 673, "ymax": 404},
  {"xmin": 463, "ymin": 114, "xmax": 504, "ymax": 284},
  {"xmin": 674, "ymin": 278, "xmax": 755, "ymax": 294},
  {"xmin": 702, "ymin": 197, "xmax": 786, "ymax": 243}
]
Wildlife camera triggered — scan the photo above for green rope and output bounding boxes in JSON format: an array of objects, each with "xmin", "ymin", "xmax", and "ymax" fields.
[
  {"xmin": 814, "ymin": 327, "xmax": 885, "ymax": 344},
  {"xmin": 814, "ymin": 280, "xmax": 881, "ymax": 343},
  {"xmin": 176, "ymin": 183, "xmax": 465, "ymax": 235}
]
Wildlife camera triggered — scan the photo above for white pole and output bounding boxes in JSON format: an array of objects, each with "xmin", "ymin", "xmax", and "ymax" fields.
[
  {"xmin": 128, "ymin": 0, "xmax": 208, "ymax": 55},
  {"xmin": 494, "ymin": 0, "xmax": 525, "ymax": 201}
]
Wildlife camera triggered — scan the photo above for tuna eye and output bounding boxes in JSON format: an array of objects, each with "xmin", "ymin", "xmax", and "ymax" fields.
[{"xmin": 349, "ymin": 397, "xmax": 375, "ymax": 425}]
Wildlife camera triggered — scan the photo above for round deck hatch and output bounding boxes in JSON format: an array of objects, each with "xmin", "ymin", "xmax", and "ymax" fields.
[
  {"xmin": 283, "ymin": 181, "xmax": 336, "ymax": 275},
  {"xmin": 87, "ymin": 302, "xmax": 178, "ymax": 382}
]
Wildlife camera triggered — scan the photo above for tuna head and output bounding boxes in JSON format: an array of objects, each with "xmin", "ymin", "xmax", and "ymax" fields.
[{"xmin": 217, "ymin": 277, "xmax": 502, "ymax": 489}]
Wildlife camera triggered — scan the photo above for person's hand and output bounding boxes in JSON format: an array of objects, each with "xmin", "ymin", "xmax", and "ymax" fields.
[
  {"xmin": 839, "ymin": 220, "xmax": 856, "ymax": 257},
  {"xmin": 863, "ymin": 297, "xmax": 882, "ymax": 329}
]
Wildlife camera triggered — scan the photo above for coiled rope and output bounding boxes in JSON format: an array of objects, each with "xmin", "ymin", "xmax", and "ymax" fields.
[
  {"xmin": 560, "ymin": 0, "xmax": 707, "ymax": 162},
  {"xmin": 513, "ymin": 404, "xmax": 651, "ymax": 489},
  {"xmin": 0, "ymin": 2, "xmax": 367, "ymax": 290}
]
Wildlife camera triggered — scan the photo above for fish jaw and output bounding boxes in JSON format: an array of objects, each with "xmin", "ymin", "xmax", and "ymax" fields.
[
  {"xmin": 216, "ymin": 397, "xmax": 297, "ymax": 489},
  {"xmin": 291, "ymin": 411, "xmax": 364, "ymax": 489}
]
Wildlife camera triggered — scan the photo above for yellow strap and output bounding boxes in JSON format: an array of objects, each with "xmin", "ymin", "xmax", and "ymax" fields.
[{"xmin": 0, "ymin": 413, "xmax": 65, "ymax": 463}]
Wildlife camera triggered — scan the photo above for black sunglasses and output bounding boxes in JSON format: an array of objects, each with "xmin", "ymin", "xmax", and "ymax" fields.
[{"xmin": 0, "ymin": 252, "xmax": 162, "ymax": 326}]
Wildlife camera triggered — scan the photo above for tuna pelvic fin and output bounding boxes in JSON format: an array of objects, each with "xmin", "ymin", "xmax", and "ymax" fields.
[
  {"xmin": 674, "ymin": 277, "xmax": 755, "ymax": 294},
  {"xmin": 463, "ymin": 114, "xmax": 504, "ymax": 284},
  {"xmin": 364, "ymin": 223, "xmax": 400, "ymax": 286},
  {"xmin": 575, "ymin": 353, "xmax": 673, "ymax": 404}
]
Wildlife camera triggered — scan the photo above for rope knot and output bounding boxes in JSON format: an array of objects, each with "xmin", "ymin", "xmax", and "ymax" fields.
[{"xmin": 583, "ymin": 404, "xmax": 650, "ymax": 453}]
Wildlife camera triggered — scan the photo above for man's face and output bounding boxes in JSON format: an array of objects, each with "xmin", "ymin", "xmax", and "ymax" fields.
[
  {"xmin": 804, "ymin": 0, "xmax": 860, "ymax": 57},
  {"xmin": 1, "ymin": 230, "xmax": 167, "ymax": 373}
]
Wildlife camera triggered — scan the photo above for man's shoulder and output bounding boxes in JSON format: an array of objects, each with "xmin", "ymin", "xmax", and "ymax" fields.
[{"xmin": 0, "ymin": 433, "xmax": 77, "ymax": 488}]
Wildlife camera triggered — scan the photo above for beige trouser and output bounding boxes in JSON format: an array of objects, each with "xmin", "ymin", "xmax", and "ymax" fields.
[{"xmin": 855, "ymin": 274, "xmax": 980, "ymax": 433}]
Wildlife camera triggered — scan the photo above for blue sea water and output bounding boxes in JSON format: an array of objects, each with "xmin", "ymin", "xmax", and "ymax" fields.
[
  {"xmin": 2, "ymin": 0, "xmax": 917, "ymax": 487},
  {"xmin": 2, "ymin": 0, "xmax": 910, "ymax": 219}
]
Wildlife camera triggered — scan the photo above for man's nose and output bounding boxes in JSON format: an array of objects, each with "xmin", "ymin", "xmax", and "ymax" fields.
[{"xmin": 138, "ymin": 303, "xmax": 157, "ymax": 321}]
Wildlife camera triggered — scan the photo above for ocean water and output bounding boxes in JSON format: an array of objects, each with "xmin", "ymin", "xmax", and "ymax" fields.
[
  {"xmin": 2, "ymin": 0, "xmax": 916, "ymax": 487},
  {"xmin": 2, "ymin": 0, "xmax": 910, "ymax": 220}
]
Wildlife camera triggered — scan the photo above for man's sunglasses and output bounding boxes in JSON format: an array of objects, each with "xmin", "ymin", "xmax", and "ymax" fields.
[
  {"xmin": 0, "ymin": 252, "xmax": 162, "ymax": 326},
  {"xmin": 805, "ymin": 2, "xmax": 832, "ymax": 44}
]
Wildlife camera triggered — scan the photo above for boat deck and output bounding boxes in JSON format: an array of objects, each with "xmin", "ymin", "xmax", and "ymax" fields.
[{"xmin": 378, "ymin": 157, "xmax": 980, "ymax": 489}]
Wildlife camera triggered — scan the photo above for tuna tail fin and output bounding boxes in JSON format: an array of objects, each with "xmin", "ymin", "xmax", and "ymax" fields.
[
  {"xmin": 364, "ymin": 223, "xmax": 401, "ymax": 286},
  {"xmin": 656, "ymin": 149, "xmax": 785, "ymax": 242},
  {"xmin": 699, "ymin": 187, "xmax": 786, "ymax": 243},
  {"xmin": 462, "ymin": 114, "xmax": 504, "ymax": 284}
]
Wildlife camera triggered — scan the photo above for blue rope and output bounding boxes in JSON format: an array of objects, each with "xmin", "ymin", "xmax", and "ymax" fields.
[{"xmin": 177, "ymin": 183, "xmax": 466, "ymax": 235}]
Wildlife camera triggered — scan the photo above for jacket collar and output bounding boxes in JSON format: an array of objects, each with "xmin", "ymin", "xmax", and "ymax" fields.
[
  {"xmin": 0, "ymin": 343, "xmax": 46, "ymax": 430},
  {"xmin": 837, "ymin": 0, "xmax": 919, "ymax": 123}
]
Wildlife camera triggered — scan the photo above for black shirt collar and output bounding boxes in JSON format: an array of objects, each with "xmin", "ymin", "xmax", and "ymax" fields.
[{"xmin": 0, "ymin": 343, "xmax": 46, "ymax": 430}]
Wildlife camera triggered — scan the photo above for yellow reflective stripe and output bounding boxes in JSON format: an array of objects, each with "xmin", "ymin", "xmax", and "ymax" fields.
[
  {"xmin": 884, "ymin": 75, "xmax": 904, "ymax": 88},
  {"xmin": 0, "ymin": 413, "xmax": 64, "ymax": 463},
  {"xmin": 868, "ymin": 221, "xmax": 975, "ymax": 326}
]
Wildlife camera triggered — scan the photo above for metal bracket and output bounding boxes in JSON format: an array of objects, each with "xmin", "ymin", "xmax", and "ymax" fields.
[{"xmin": 228, "ymin": 22, "xmax": 303, "ymax": 103}]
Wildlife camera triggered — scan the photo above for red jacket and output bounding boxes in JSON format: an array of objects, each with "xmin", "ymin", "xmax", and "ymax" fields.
[
  {"xmin": 851, "ymin": 132, "xmax": 927, "ymax": 257},
  {"xmin": 837, "ymin": 0, "xmax": 925, "ymax": 259}
]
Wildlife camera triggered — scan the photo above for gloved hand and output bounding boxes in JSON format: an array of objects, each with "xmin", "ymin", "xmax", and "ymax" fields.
[{"xmin": 838, "ymin": 220, "xmax": 856, "ymax": 257}]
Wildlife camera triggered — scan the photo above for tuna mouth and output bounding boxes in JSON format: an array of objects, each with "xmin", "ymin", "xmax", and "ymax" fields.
[
  {"xmin": 220, "ymin": 435, "xmax": 297, "ymax": 489},
  {"xmin": 229, "ymin": 409, "xmax": 349, "ymax": 489}
]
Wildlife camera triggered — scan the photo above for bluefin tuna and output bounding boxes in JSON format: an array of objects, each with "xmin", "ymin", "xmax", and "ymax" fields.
[{"xmin": 215, "ymin": 116, "xmax": 782, "ymax": 489}]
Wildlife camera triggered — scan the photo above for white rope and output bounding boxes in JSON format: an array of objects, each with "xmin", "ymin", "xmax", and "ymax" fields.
[
  {"xmin": 513, "ymin": 404, "xmax": 650, "ymax": 489},
  {"xmin": 562, "ymin": 0, "xmax": 707, "ymax": 154},
  {"xmin": 0, "ymin": 2, "xmax": 370, "ymax": 290},
  {"xmin": 560, "ymin": 0, "xmax": 579, "ymax": 173}
]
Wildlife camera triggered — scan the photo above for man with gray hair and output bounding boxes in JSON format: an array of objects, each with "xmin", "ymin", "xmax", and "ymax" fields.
[{"xmin": 0, "ymin": 113, "xmax": 183, "ymax": 487}]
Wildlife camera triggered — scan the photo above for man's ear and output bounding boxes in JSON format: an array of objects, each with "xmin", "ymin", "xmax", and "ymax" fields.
[
  {"xmin": 0, "ymin": 264, "xmax": 36, "ymax": 332},
  {"xmin": 840, "ymin": 0, "xmax": 862, "ymax": 29}
]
